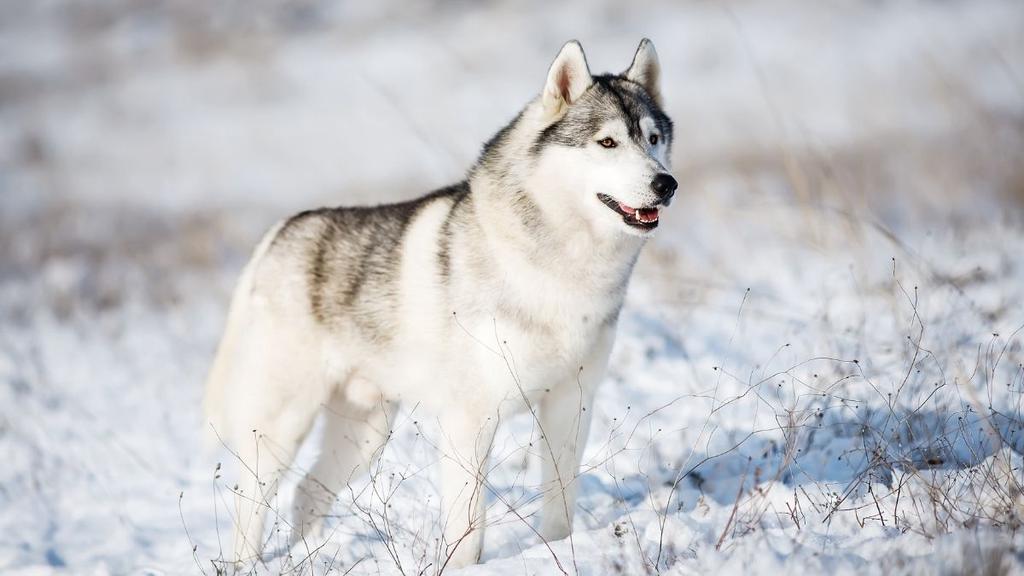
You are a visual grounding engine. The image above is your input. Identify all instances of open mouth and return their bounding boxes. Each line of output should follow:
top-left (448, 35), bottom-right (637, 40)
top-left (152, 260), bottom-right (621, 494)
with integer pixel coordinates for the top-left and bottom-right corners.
top-left (596, 193), bottom-right (661, 230)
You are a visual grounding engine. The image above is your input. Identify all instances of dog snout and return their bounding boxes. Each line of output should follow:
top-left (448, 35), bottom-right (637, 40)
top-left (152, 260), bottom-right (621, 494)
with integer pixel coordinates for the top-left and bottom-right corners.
top-left (650, 173), bottom-right (677, 203)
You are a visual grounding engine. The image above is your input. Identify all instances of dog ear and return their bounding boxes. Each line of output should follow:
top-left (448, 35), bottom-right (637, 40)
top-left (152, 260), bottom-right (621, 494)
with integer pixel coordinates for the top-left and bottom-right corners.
top-left (542, 40), bottom-right (592, 116)
top-left (624, 38), bottom-right (662, 106)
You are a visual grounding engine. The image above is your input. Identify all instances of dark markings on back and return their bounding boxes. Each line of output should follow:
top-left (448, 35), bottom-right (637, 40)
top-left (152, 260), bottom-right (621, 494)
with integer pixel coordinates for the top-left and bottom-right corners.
top-left (436, 182), bottom-right (471, 282)
top-left (276, 183), bottom-right (467, 342)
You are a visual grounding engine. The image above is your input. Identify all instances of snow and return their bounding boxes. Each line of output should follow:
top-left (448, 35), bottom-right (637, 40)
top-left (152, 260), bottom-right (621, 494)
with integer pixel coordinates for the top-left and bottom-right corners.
top-left (2, 0), bottom-right (1023, 574)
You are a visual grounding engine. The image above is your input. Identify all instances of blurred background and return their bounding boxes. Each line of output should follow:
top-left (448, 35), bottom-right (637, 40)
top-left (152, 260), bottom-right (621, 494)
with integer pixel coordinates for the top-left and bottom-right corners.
top-left (1, 0), bottom-right (1022, 573)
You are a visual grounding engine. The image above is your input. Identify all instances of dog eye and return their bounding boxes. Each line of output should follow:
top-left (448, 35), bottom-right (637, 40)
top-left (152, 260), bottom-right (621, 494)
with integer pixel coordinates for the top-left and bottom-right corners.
top-left (649, 134), bottom-right (659, 146)
top-left (598, 137), bottom-right (617, 149)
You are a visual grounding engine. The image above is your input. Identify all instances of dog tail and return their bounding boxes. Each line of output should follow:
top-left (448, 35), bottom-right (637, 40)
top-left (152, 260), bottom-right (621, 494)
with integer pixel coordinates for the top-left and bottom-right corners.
top-left (201, 219), bottom-right (286, 452)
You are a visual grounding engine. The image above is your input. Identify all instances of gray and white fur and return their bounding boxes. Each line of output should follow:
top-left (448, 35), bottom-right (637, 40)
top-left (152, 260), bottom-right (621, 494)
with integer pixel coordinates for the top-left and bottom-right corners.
top-left (203, 38), bottom-right (677, 569)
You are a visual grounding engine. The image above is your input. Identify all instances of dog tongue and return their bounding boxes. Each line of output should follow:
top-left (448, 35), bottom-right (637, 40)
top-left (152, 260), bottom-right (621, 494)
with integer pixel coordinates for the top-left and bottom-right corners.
top-left (617, 201), bottom-right (637, 215)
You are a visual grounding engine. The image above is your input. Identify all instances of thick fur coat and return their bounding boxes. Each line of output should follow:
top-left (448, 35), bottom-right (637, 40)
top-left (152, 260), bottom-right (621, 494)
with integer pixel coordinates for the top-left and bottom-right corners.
top-left (204, 38), bottom-right (676, 569)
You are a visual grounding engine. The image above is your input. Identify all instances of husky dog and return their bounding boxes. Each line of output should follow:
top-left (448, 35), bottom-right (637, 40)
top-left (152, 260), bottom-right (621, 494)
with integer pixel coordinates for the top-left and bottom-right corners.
top-left (204, 38), bottom-right (675, 568)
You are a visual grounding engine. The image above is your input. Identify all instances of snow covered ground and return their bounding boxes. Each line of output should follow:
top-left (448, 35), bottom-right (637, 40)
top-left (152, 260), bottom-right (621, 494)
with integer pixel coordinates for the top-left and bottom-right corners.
top-left (2, 1), bottom-right (1023, 574)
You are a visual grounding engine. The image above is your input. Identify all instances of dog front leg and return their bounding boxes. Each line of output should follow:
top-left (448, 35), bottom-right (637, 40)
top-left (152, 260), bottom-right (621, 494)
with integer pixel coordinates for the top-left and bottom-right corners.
top-left (437, 409), bottom-right (497, 569)
top-left (537, 381), bottom-right (595, 543)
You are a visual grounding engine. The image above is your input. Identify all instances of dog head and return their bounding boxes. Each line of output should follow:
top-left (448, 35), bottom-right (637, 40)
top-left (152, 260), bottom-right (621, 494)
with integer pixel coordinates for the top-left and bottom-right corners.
top-left (529, 39), bottom-right (676, 238)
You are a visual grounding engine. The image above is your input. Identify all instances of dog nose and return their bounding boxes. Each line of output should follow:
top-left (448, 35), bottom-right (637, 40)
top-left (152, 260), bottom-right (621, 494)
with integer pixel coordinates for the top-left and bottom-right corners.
top-left (651, 173), bottom-right (678, 201)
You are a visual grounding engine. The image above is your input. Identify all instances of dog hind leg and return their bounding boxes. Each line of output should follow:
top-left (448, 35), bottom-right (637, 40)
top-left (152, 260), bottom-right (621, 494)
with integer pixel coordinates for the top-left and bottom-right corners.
top-left (231, 403), bottom-right (320, 565)
top-left (437, 409), bottom-right (498, 569)
top-left (290, 382), bottom-right (395, 546)
top-left (225, 325), bottom-right (328, 564)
